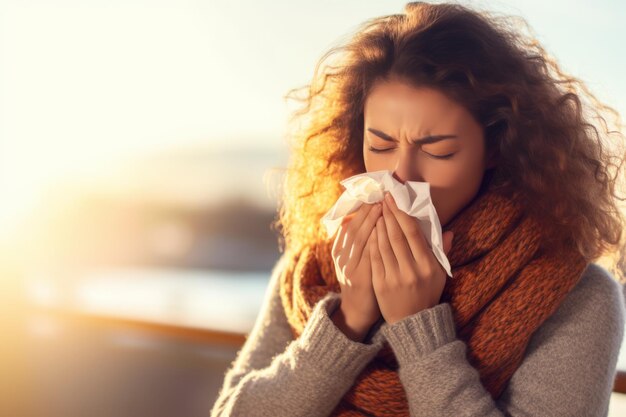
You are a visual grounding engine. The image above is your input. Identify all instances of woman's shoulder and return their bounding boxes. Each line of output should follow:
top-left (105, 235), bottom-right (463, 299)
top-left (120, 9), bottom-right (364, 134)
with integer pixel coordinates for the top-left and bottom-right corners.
top-left (569, 263), bottom-right (625, 317)
top-left (499, 263), bottom-right (625, 415)
top-left (536, 262), bottom-right (625, 346)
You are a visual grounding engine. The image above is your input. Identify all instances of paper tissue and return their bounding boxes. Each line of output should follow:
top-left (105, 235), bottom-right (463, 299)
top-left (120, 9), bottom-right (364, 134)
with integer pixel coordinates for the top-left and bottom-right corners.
top-left (321, 170), bottom-right (452, 278)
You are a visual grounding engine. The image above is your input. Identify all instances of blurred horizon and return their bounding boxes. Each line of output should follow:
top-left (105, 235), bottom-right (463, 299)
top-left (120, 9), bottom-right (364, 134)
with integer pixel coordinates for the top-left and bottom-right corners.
top-left (2, 0), bottom-right (625, 327)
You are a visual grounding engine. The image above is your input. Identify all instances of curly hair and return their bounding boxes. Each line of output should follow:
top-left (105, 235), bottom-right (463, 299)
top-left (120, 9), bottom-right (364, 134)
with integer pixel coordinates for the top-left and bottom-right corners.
top-left (269, 1), bottom-right (626, 283)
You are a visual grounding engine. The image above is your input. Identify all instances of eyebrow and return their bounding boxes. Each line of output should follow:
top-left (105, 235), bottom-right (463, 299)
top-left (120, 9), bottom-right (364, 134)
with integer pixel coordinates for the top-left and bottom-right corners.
top-left (367, 128), bottom-right (458, 145)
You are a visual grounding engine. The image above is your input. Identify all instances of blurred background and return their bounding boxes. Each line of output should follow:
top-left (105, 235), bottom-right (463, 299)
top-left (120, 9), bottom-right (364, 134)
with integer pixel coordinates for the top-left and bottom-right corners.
top-left (1, 0), bottom-right (625, 416)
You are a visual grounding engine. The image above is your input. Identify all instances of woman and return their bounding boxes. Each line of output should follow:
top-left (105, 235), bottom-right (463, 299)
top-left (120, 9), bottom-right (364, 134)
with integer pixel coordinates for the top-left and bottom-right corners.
top-left (211, 2), bottom-right (625, 416)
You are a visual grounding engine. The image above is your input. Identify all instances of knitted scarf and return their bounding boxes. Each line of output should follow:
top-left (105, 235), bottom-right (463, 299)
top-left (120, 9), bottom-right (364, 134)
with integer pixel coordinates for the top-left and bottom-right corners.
top-left (278, 182), bottom-right (589, 417)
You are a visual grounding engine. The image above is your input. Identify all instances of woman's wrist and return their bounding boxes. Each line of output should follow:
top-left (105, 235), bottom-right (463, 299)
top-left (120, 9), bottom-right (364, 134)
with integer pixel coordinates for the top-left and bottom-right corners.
top-left (330, 304), bottom-right (371, 343)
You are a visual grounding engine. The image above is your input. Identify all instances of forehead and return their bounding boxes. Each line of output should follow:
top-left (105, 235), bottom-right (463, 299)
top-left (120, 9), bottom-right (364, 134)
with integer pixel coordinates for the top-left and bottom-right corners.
top-left (364, 80), bottom-right (462, 121)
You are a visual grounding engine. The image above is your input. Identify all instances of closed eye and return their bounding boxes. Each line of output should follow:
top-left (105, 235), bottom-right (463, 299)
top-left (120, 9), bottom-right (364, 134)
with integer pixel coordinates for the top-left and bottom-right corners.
top-left (367, 146), bottom-right (456, 160)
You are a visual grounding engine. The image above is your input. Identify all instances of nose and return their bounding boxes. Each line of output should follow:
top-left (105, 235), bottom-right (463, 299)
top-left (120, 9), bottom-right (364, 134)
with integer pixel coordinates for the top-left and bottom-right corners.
top-left (391, 170), bottom-right (406, 184)
top-left (392, 149), bottom-right (422, 184)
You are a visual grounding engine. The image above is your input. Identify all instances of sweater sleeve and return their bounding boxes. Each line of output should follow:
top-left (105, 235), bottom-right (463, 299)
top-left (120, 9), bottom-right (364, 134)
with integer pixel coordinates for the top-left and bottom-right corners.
top-left (380, 263), bottom-right (625, 417)
top-left (210, 254), bottom-right (385, 417)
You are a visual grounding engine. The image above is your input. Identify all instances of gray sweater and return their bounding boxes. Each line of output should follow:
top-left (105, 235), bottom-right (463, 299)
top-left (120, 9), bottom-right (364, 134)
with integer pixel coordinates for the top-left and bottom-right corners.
top-left (210, 256), bottom-right (625, 417)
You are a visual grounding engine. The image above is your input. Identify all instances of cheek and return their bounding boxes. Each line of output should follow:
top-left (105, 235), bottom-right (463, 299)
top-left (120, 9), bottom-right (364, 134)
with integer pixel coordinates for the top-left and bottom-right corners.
top-left (363, 149), bottom-right (385, 171)
top-left (429, 162), bottom-right (483, 220)
top-left (432, 156), bottom-right (485, 219)
top-left (428, 152), bottom-right (484, 189)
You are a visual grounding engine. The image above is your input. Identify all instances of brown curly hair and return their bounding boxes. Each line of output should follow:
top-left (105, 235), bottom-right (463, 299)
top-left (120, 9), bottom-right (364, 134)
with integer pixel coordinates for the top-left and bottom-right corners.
top-left (269, 1), bottom-right (626, 283)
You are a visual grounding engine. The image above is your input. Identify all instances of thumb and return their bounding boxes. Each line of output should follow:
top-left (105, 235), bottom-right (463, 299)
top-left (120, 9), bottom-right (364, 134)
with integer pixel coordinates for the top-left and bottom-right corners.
top-left (443, 231), bottom-right (454, 255)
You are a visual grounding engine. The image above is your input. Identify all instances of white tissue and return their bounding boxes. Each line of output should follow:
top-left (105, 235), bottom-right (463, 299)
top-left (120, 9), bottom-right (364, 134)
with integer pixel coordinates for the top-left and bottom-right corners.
top-left (321, 169), bottom-right (452, 278)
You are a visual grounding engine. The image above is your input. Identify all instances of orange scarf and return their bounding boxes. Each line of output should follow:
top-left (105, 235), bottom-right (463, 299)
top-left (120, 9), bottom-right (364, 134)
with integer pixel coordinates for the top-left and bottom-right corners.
top-left (279, 184), bottom-right (588, 417)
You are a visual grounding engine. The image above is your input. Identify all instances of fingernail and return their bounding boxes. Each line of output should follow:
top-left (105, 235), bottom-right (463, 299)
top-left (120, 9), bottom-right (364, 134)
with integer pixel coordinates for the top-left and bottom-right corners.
top-left (385, 193), bottom-right (392, 203)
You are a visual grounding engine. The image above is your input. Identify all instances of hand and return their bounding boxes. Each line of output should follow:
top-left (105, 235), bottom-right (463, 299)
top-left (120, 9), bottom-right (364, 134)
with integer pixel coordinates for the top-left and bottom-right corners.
top-left (370, 192), bottom-right (454, 325)
top-left (330, 202), bottom-right (383, 340)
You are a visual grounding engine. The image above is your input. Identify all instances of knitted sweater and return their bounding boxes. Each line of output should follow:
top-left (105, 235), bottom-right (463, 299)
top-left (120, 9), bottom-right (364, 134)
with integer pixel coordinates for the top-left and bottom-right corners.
top-left (210, 255), bottom-right (625, 417)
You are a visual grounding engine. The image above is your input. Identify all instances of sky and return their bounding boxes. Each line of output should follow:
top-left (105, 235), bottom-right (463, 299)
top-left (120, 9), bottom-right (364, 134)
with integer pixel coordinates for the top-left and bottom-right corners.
top-left (1, 0), bottom-right (625, 234)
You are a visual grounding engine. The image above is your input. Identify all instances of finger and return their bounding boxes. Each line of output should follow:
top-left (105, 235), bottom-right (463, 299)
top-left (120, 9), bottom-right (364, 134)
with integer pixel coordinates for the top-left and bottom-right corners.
top-left (384, 192), bottom-right (430, 265)
top-left (332, 223), bottom-right (352, 276)
top-left (381, 198), bottom-right (415, 271)
top-left (350, 202), bottom-right (382, 262)
top-left (376, 215), bottom-right (399, 279)
top-left (342, 203), bottom-right (375, 253)
top-left (362, 228), bottom-right (372, 261)
top-left (369, 227), bottom-right (385, 281)
top-left (332, 221), bottom-right (349, 258)
top-left (360, 227), bottom-right (373, 276)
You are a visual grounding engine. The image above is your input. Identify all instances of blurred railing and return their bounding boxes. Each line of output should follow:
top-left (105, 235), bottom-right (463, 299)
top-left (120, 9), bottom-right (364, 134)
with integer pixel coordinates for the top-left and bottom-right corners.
top-left (35, 304), bottom-right (626, 394)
